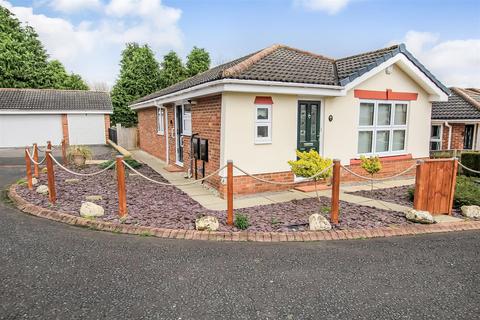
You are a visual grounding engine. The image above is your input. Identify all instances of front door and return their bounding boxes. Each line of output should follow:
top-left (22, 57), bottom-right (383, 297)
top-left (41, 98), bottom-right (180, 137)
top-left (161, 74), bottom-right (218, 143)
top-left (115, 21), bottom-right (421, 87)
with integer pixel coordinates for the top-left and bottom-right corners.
top-left (297, 101), bottom-right (321, 153)
top-left (175, 105), bottom-right (184, 164)
top-left (464, 125), bottom-right (474, 150)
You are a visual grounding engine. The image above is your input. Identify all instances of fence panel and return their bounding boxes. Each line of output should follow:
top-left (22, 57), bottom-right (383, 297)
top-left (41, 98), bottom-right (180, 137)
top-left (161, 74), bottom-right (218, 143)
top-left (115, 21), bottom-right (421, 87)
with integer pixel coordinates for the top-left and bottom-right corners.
top-left (413, 159), bottom-right (457, 215)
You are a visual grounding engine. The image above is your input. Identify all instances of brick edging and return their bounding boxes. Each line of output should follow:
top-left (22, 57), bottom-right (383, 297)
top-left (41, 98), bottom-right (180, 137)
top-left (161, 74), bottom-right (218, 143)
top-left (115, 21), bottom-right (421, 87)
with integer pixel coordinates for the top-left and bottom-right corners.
top-left (7, 184), bottom-right (480, 242)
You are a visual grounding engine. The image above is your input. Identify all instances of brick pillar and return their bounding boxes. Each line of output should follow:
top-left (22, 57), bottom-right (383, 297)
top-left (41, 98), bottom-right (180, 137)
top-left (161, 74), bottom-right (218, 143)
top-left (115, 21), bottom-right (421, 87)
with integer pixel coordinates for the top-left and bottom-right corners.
top-left (104, 114), bottom-right (111, 144)
top-left (61, 114), bottom-right (69, 145)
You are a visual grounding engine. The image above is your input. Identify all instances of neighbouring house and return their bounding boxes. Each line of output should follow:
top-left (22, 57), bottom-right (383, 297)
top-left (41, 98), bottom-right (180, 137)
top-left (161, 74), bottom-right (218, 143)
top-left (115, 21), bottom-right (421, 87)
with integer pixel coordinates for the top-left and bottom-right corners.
top-left (130, 44), bottom-right (449, 196)
top-left (430, 87), bottom-right (480, 152)
top-left (0, 88), bottom-right (112, 148)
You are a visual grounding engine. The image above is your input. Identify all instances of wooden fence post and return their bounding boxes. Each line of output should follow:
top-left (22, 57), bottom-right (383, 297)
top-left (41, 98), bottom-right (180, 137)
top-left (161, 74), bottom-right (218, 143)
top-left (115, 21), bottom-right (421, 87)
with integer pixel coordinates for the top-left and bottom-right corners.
top-left (33, 143), bottom-right (39, 178)
top-left (61, 139), bottom-right (68, 165)
top-left (24, 148), bottom-right (33, 190)
top-left (413, 160), bottom-right (425, 210)
top-left (45, 148), bottom-right (56, 203)
top-left (116, 155), bottom-right (127, 218)
top-left (330, 159), bottom-right (341, 224)
top-left (227, 160), bottom-right (234, 226)
top-left (448, 159), bottom-right (458, 216)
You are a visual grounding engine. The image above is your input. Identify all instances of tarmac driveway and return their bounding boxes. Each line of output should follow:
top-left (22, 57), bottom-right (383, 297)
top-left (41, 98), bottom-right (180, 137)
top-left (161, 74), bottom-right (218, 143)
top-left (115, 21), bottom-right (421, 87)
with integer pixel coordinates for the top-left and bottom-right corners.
top-left (0, 166), bottom-right (479, 319)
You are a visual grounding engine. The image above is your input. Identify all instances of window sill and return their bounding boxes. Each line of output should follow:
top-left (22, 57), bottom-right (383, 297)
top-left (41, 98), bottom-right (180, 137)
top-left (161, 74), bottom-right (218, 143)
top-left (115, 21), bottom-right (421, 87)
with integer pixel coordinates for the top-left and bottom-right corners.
top-left (350, 153), bottom-right (412, 165)
top-left (254, 140), bottom-right (272, 145)
top-left (157, 132), bottom-right (165, 136)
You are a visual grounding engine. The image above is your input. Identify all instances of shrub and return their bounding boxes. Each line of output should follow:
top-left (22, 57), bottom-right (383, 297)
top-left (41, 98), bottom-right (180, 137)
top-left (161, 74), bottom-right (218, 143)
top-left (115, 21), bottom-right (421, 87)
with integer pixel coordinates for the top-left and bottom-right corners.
top-left (360, 156), bottom-right (382, 191)
top-left (454, 176), bottom-right (480, 207)
top-left (67, 145), bottom-right (93, 161)
top-left (407, 187), bottom-right (415, 202)
top-left (234, 214), bottom-right (249, 230)
top-left (460, 152), bottom-right (480, 177)
top-left (99, 157), bottom-right (142, 170)
top-left (288, 150), bottom-right (333, 180)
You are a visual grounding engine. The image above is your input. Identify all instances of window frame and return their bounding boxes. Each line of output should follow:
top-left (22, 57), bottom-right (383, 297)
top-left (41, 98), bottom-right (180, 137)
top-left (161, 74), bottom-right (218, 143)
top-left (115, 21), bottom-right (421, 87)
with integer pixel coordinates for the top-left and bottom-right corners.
top-left (357, 99), bottom-right (409, 157)
top-left (430, 124), bottom-right (443, 151)
top-left (182, 104), bottom-right (192, 136)
top-left (254, 104), bottom-right (272, 144)
top-left (157, 107), bottom-right (165, 135)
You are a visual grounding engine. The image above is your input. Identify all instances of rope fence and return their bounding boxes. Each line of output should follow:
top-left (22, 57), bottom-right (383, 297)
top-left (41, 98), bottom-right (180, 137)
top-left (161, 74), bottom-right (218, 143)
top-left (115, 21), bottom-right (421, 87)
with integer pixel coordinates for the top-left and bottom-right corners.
top-left (26, 148), bottom-right (46, 165)
top-left (458, 161), bottom-right (480, 174)
top-left (340, 162), bottom-right (419, 181)
top-left (49, 153), bottom-right (115, 176)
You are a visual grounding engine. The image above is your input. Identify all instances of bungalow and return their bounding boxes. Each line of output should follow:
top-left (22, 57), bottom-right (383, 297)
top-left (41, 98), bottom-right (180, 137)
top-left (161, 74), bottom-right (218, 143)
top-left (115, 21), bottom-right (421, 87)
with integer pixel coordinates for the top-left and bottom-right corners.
top-left (430, 87), bottom-right (480, 152)
top-left (130, 44), bottom-right (449, 196)
top-left (0, 88), bottom-right (112, 148)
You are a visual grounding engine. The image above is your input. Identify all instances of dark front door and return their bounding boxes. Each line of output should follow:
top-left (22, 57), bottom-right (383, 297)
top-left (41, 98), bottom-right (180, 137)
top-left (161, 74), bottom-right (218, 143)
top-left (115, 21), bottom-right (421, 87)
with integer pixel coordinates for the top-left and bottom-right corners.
top-left (297, 101), bottom-right (321, 153)
top-left (175, 105), bottom-right (184, 163)
top-left (464, 125), bottom-right (474, 150)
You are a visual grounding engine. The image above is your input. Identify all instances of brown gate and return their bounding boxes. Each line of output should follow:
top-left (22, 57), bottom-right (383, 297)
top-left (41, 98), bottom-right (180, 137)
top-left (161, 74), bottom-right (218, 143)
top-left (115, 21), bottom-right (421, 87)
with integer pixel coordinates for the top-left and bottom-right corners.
top-left (413, 159), bottom-right (458, 215)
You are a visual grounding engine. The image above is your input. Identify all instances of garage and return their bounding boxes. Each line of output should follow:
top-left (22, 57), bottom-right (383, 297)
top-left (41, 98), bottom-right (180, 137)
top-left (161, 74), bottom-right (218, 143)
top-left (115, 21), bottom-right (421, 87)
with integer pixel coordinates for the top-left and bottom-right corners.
top-left (0, 88), bottom-right (112, 148)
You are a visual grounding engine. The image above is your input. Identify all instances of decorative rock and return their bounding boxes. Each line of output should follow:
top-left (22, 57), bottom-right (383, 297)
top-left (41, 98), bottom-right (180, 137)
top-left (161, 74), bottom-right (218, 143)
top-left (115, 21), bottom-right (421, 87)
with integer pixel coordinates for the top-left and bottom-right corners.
top-left (35, 185), bottom-right (49, 195)
top-left (31, 177), bottom-right (38, 186)
top-left (80, 202), bottom-right (104, 218)
top-left (309, 213), bottom-right (332, 231)
top-left (195, 216), bottom-right (219, 231)
top-left (405, 209), bottom-right (435, 224)
top-left (85, 195), bottom-right (103, 202)
top-left (65, 178), bottom-right (80, 184)
top-left (461, 205), bottom-right (480, 218)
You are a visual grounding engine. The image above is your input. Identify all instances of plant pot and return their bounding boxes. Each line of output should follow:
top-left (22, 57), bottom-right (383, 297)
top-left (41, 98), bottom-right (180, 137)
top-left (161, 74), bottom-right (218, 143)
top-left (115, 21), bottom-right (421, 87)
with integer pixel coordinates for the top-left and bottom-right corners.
top-left (73, 154), bottom-right (86, 167)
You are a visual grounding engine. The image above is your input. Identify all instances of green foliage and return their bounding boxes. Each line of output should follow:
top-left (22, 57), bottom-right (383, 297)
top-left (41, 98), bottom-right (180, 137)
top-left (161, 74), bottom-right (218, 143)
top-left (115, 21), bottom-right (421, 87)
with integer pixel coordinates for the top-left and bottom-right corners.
top-left (16, 178), bottom-right (27, 186)
top-left (186, 46), bottom-right (210, 77)
top-left (99, 157), bottom-right (142, 170)
top-left (407, 187), bottom-right (415, 202)
top-left (288, 150), bottom-right (333, 180)
top-left (460, 152), bottom-right (480, 177)
top-left (360, 156), bottom-right (382, 176)
top-left (111, 43), bottom-right (162, 127)
top-left (234, 214), bottom-right (249, 230)
top-left (0, 7), bottom-right (88, 89)
top-left (67, 145), bottom-right (93, 161)
top-left (159, 51), bottom-right (187, 89)
top-left (454, 176), bottom-right (480, 207)
top-left (270, 217), bottom-right (280, 226)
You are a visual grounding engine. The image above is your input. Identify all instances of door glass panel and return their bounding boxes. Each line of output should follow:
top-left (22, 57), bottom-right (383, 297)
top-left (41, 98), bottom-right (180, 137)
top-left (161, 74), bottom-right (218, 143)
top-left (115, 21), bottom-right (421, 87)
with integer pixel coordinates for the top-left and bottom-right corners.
top-left (310, 104), bottom-right (318, 141)
top-left (464, 125), bottom-right (474, 149)
top-left (376, 130), bottom-right (390, 152)
top-left (358, 131), bottom-right (373, 153)
top-left (299, 104), bottom-right (306, 142)
top-left (378, 103), bottom-right (391, 125)
top-left (393, 130), bottom-right (406, 151)
top-left (359, 103), bottom-right (374, 126)
top-left (394, 104), bottom-right (408, 125)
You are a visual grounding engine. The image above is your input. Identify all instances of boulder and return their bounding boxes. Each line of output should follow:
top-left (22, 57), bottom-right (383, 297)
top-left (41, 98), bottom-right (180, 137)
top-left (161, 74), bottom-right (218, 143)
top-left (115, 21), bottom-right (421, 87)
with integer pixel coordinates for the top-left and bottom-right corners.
top-left (309, 213), bottom-right (332, 231)
top-left (65, 178), bottom-right (80, 184)
top-left (80, 202), bottom-right (104, 218)
top-left (461, 205), bottom-right (480, 219)
top-left (35, 185), bottom-right (49, 195)
top-left (195, 216), bottom-right (219, 231)
top-left (85, 195), bottom-right (103, 202)
top-left (31, 177), bottom-right (38, 186)
top-left (405, 209), bottom-right (435, 224)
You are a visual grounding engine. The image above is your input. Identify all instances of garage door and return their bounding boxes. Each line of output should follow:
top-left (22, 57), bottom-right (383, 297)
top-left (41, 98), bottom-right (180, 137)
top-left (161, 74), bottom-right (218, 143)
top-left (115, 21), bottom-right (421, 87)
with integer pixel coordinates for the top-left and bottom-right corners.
top-left (0, 114), bottom-right (63, 148)
top-left (68, 114), bottom-right (105, 145)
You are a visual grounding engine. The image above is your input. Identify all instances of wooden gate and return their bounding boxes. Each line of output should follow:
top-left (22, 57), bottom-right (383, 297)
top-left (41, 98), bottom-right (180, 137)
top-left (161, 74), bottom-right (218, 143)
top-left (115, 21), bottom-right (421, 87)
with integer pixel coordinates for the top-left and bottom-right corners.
top-left (413, 159), bottom-right (458, 215)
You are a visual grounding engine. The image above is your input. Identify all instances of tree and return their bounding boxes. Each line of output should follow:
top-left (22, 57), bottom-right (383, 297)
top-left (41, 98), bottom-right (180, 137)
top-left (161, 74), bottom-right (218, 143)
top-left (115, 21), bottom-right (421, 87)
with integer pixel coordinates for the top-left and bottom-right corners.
top-left (186, 46), bottom-right (210, 77)
top-left (0, 6), bottom-right (89, 90)
top-left (111, 43), bottom-right (162, 127)
top-left (360, 156), bottom-right (382, 191)
top-left (159, 51), bottom-right (186, 89)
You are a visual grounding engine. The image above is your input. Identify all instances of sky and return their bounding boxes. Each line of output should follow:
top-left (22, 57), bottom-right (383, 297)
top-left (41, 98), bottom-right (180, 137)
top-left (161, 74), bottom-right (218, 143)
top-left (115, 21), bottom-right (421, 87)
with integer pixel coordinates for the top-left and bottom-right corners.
top-left (2, 0), bottom-right (479, 88)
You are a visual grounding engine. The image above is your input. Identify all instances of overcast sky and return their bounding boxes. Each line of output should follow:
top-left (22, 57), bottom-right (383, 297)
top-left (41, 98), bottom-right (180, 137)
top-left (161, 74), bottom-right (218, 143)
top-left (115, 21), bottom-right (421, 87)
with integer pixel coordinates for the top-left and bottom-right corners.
top-left (2, 0), bottom-right (479, 88)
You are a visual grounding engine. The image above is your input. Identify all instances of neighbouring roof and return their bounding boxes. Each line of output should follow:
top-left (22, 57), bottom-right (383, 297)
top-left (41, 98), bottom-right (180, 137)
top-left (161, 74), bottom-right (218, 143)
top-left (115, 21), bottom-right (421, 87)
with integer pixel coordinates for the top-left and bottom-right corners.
top-left (0, 88), bottom-right (113, 112)
top-left (132, 43), bottom-right (450, 105)
top-left (432, 87), bottom-right (480, 120)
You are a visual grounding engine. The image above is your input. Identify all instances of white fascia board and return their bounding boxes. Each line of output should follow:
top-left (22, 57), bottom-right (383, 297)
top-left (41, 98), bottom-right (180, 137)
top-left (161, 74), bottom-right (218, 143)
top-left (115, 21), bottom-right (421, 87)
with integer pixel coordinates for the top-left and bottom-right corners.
top-left (130, 79), bottom-right (345, 109)
top-left (432, 119), bottom-right (480, 123)
top-left (0, 110), bottom-right (113, 114)
top-left (343, 54), bottom-right (449, 102)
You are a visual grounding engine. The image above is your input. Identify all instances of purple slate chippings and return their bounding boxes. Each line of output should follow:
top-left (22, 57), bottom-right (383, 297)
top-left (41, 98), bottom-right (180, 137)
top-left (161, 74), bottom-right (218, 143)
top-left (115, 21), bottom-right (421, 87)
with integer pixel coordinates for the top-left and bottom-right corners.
top-left (17, 165), bottom-right (416, 232)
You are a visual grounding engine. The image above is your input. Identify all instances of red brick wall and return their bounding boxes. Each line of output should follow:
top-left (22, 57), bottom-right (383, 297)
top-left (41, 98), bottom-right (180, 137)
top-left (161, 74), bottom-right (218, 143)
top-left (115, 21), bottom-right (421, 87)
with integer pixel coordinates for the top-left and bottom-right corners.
top-left (104, 114), bottom-right (110, 144)
top-left (441, 123), bottom-right (466, 150)
top-left (61, 114), bottom-right (69, 145)
top-left (137, 107), bottom-right (168, 161)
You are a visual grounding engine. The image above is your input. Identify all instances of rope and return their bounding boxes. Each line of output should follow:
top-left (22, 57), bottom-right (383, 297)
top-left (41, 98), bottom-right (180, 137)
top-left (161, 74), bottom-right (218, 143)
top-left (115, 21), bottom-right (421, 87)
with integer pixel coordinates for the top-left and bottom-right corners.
top-left (340, 162), bottom-right (418, 181)
top-left (26, 149), bottom-right (46, 165)
top-left (49, 153), bottom-right (115, 176)
top-left (232, 164), bottom-right (334, 185)
top-left (458, 161), bottom-right (480, 174)
top-left (123, 160), bottom-right (228, 186)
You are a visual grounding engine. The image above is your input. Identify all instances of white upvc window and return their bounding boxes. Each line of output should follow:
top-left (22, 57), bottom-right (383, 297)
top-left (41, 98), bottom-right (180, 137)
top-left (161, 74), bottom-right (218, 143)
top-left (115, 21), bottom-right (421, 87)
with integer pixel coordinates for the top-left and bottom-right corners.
top-left (255, 104), bottom-right (272, 144)
top-left (157, 108), bottom-right (165, 135)
top-left (182, 105), bottom-right (192, 136)
top-left (357, 100), bottom-right (408, 156)
top-left (430, 124), bottom-right (442, 151)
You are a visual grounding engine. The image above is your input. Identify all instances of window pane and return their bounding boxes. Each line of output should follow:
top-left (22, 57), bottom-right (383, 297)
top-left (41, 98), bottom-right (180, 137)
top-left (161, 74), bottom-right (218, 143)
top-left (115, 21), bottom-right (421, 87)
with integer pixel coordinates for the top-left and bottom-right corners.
top-left (431, 125), bottom-right (441, 139)
top-left (394, 104), bottom-right (407, 125)
top-left (393, 130), bottom-right (406, 151)
top-left (376, 130), bottom-right (390, 152)
top-left (430, 141), bottom-right (441, 151)
top-left (378, 103), bottom-right (391, 125)
top-left (358, 131), bottom-right (373, 153)
top-left (359, 103), bottom-right (374, 126)
top-left (257, 125), bottom-right (269, 138)
top-left (184, 105), bottom-right (192, 113)
top-left (257, 107), bottom-right (269, 120)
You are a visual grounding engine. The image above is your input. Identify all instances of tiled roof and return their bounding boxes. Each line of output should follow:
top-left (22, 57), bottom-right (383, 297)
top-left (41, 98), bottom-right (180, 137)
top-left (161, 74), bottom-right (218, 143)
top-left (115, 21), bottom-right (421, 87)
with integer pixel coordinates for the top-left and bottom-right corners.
top-left (0, 88), bottom-right (112, 112)
top-left (432, 88), bottom-right (480, 120)
top-left (133, 43), bottom-right (450, 105)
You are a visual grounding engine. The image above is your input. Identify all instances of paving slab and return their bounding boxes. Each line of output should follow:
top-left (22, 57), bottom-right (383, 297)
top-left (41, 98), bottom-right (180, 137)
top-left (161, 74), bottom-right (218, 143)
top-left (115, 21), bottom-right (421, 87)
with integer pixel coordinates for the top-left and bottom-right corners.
top-left (434, 215), bottom-right (464, 223)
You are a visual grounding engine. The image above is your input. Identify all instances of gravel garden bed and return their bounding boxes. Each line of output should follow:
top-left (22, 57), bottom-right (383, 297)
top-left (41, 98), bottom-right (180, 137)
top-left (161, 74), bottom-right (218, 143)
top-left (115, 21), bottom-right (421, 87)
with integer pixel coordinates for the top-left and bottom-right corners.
top-left (17, 164), bottom-right (414, 232)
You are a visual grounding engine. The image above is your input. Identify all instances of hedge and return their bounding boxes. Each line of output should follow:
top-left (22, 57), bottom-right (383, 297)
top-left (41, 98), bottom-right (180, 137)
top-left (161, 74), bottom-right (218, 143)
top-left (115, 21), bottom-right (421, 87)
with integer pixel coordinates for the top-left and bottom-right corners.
top-left (460, 152), bottom-right (480, 177)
